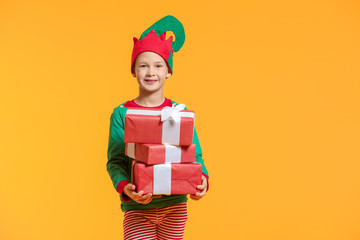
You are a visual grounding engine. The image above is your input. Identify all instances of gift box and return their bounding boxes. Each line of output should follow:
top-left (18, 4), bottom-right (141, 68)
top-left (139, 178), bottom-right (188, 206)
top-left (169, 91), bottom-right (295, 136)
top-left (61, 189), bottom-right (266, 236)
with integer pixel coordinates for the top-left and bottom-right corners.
top-left (132, 161), bottom-right (202, 195)
top-left (126, 143), bottom-right (196, 165)
top-left (124, 107), bottom-right (195, 146)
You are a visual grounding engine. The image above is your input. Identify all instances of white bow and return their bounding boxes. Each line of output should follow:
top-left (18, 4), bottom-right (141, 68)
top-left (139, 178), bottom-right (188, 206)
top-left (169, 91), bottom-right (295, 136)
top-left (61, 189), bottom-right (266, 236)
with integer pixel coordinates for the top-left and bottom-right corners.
top-left (161, 103), bottom-right (186, 123)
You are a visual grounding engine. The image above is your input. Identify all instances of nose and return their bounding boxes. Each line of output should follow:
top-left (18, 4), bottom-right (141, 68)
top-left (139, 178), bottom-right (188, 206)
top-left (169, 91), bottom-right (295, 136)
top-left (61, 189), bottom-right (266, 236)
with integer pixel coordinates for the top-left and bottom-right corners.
top-left (146, 66), bottom-right (155, 76)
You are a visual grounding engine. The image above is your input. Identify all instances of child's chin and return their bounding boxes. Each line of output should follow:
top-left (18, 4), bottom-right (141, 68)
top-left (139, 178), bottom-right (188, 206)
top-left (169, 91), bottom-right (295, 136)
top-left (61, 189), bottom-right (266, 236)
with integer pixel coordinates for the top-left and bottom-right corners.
top-left (142, 86), bottom-right (158, 92)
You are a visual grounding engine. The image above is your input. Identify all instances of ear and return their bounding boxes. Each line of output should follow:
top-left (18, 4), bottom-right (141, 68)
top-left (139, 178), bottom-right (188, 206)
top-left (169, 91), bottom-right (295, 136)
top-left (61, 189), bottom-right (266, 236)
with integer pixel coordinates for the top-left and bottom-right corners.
top-left (132, 72), bottom-right (136, 77)
top-left (166, 72), bottom-right (172, 78)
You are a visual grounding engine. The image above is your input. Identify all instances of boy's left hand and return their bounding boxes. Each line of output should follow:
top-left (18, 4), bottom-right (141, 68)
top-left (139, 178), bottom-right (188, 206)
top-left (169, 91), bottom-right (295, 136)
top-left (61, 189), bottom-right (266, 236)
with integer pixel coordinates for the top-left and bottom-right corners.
top-left (190, 175), bottom-right (207, 200)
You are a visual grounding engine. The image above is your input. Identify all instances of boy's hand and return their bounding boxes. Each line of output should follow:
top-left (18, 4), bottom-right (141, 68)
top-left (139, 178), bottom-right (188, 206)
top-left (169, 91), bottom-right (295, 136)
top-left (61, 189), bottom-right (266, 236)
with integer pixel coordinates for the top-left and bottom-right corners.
top-left (190, 175), bottom-right (207, 201)
top-left (124, 183), bottom-right (152, 204)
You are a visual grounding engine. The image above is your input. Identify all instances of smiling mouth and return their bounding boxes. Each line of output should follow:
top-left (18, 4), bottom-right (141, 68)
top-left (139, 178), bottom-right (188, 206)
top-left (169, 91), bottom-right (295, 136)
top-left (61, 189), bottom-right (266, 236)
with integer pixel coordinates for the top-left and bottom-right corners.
top-left (145, 79), bottom-right (157, 83)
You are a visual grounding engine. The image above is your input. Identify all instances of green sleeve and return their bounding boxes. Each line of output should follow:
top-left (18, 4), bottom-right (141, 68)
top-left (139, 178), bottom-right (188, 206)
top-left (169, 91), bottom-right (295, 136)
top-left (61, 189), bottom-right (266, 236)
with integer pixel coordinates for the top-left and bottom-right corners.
top-left (192, 127), bottom-right (209, 177)
top-left (106, 106), bottom-right (132, 191)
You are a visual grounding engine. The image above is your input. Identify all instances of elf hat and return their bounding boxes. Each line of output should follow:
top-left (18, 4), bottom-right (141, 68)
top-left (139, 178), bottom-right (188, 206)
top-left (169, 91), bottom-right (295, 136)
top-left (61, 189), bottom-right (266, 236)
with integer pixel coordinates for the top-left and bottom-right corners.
top-left (131, 15), bottom-right (185, 74)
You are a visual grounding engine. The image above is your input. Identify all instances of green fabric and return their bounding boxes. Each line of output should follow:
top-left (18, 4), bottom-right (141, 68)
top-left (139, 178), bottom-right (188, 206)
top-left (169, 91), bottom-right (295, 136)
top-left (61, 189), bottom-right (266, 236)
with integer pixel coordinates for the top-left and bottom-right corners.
top-left (167, 50), bottom-right (173, 73)
top-left (106, 101), bottom-right (208, 212)
top-left (140, 15), bottom-right (185, 52)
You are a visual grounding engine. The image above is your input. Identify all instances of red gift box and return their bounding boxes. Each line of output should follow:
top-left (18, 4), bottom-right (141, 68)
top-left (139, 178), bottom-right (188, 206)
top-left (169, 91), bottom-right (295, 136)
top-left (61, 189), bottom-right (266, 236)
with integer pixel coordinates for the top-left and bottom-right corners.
top-left (132, 161), bottom-right (202, 195)
top-left (124, 107), bottom-right (195, 146)
top-left (125, 143), bottom-right (196, 165)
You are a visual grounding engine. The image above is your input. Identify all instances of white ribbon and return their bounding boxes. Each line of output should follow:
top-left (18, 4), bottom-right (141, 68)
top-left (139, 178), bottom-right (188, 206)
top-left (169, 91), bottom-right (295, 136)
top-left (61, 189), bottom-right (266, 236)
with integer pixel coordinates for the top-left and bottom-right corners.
top-left (164, 144), bottom-right (182, 163)
top-left (161, 104), bottom-right (185, 145)
top-left (126, 143), bottom-right (135, 159)
top-left (153, 163), bottom-right (171, 195)
top-left (161, 103), bottom-right (186, 123)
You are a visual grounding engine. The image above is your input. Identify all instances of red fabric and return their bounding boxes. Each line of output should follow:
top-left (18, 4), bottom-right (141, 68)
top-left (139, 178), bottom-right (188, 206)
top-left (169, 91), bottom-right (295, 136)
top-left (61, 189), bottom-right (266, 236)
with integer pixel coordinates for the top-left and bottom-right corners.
top-left (133, 162), bottom-right (202, 195)
top-left (125, 143), bottom-right (196, 165)
top-left (117, 180), bottom-right (131, 202)
top-left (124, 108), bottom-right (194, 145)
top-left (131, 29), bottom-right (173, 74)
top-left (123, 98), bottom-right (173, 108)
top-left (123, 202), bottom-right (187, 240)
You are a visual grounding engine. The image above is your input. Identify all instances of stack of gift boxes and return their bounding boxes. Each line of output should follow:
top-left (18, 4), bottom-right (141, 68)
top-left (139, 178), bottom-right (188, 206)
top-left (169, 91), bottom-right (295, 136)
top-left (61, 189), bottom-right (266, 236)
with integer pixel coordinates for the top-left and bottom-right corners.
top-left (124, 105), bottom-right (202, 195)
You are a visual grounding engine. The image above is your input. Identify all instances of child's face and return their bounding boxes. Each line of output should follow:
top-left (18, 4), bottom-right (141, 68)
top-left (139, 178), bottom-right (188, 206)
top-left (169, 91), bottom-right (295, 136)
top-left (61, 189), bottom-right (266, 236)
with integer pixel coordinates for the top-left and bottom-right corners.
top-left (132, 51), bottom-right (171, 94)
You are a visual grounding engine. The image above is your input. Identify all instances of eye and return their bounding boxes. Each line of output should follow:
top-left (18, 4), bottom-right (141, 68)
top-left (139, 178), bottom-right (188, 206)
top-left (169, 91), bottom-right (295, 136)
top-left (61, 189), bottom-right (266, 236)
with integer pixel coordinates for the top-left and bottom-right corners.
top-left (156, 64), bottom-right (163, 68)
top-left (139, 64), bottom-right (147, 68)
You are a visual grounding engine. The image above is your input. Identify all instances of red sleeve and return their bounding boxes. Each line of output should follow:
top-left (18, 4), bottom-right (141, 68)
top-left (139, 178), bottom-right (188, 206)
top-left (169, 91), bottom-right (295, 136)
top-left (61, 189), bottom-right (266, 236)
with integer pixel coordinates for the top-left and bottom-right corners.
top-left (117, 180), bottom-right (132, 202)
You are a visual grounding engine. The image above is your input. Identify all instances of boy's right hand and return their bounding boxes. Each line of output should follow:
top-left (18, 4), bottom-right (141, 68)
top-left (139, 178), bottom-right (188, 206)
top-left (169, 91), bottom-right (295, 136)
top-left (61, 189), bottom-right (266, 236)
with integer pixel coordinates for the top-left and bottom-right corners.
top-left (123, 183), bottom-right (153, 204)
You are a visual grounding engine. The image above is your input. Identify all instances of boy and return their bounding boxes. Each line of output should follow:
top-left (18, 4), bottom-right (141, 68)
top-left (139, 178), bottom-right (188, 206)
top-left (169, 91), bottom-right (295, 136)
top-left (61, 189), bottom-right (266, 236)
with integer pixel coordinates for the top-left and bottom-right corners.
top-left (107, 15), bottom-right (209, 239)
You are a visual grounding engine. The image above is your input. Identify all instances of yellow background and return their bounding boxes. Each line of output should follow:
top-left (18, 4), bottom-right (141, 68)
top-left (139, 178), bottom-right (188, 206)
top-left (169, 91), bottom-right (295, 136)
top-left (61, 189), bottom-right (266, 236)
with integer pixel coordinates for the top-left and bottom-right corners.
top-left (1, 0), bottom-right (360, 239)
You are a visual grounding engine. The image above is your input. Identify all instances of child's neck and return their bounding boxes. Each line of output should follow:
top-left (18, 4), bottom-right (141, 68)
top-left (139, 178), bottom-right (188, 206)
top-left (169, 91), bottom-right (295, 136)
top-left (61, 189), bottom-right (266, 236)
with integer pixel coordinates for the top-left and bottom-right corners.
top-left (134, 92), bottom-right (165, 107)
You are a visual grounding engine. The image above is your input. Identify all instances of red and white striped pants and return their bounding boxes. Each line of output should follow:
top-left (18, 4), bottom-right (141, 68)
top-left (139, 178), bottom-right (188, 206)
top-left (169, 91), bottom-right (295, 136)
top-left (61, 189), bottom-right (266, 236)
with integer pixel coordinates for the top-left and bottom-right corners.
top-left (123, 202), bottom-right (188, 240)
